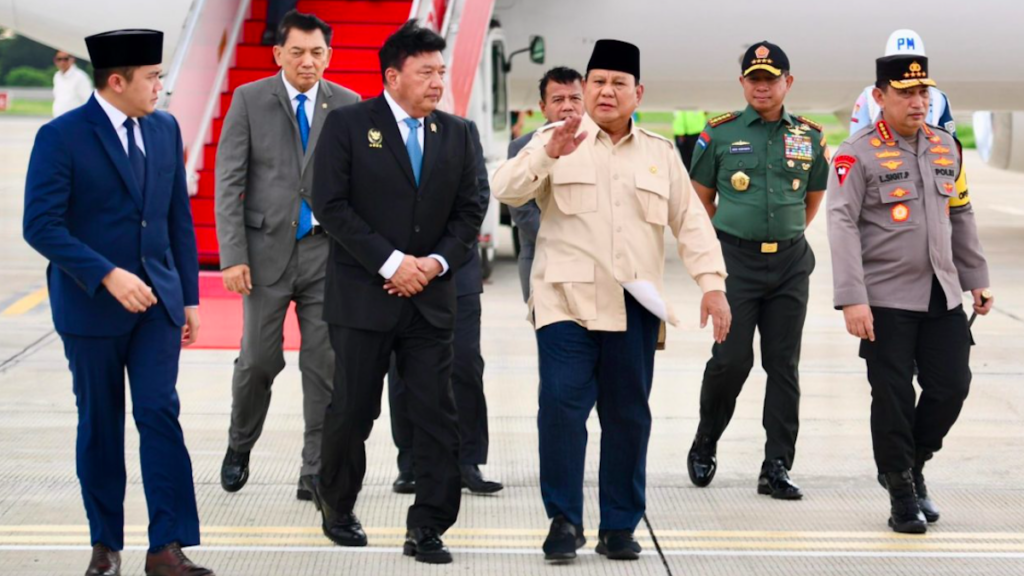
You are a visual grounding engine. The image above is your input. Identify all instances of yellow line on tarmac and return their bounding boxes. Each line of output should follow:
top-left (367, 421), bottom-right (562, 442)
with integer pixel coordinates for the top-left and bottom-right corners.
top-left (1, 287), bottom-right (47, 316)
top-left (5, 526), bottom-right (1024, 542)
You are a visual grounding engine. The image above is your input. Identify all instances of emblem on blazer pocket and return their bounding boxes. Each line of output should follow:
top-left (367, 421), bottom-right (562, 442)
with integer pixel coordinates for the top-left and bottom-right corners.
top-left (368, 128), bottom-right (383, 148)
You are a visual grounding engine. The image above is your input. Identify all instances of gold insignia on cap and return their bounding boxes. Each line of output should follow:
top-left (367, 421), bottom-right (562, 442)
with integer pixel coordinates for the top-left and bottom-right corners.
top-left (368, 128), bottom-right (383, 148)
top-left (731, 171), bottom-right (750, 192)
top-left (909, 61), bottom-right (922, 73)
top-left (755, 45), bottom-right (770, 59)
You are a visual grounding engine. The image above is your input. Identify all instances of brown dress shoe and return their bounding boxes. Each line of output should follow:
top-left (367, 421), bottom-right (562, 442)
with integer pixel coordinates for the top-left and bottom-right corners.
top-left (86, 543), bottom-right (120, 576)
top-left (144, 543), bottom-right (215, 576)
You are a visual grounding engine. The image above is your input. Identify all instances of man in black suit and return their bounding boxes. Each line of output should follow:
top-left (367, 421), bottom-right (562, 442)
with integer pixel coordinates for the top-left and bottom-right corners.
top-left (311, 20), bottom-right (483, 565)
top-left (388, 119), bottom-right (502, 497)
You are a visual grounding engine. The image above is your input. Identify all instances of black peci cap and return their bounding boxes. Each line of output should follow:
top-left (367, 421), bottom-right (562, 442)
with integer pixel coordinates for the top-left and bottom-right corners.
top-left (587, 39), bottom-right (640, 81)
top-left (741, 41), bottom-right (789, 77)
top-left (877, 55), bottom-right (936, 89)
top-left (85, 29), bottom-right (163, 69)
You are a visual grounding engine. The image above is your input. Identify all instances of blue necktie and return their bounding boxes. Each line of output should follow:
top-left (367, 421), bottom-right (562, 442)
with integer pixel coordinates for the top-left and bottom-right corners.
top-left (403, 117), bottom-right (422, 185)
top-left (123, 118), bottom-right (145, 191)
top-left (295, 94), bottom-right (312, 239)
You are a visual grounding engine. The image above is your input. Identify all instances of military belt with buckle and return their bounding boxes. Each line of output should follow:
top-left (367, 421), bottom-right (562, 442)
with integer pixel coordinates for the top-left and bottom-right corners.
top-left (715, 230), bottom-right (804, 254)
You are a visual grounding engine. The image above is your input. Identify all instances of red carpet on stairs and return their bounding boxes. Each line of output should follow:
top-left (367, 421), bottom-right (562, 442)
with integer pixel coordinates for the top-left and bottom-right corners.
top-left (188, 0), bottom-right (413, 349)
top-left (192, 272), bottom-right (302, 350)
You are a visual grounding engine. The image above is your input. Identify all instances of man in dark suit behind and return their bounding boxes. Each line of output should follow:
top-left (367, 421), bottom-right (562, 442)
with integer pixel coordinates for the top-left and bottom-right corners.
top-left (311, 20), bottom-right (483, 564)
top-left (507, 66), bottom-right (584, 303)
top-left (388, 119), bottom-right (502, 497)
top-left (23, 29), bottom-right (213, 576)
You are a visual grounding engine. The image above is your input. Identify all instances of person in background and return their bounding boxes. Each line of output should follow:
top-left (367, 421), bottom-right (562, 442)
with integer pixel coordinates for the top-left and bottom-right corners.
top-left (672, 108), bottom-right (707, 171)
top-left (52, 50), bottom-right (93, 117)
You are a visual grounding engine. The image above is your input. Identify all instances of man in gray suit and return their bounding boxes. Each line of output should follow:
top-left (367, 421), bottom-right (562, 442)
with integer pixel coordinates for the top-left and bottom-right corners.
top-left (507, 67), bottom-right (584, 302)
top-left (214, 10), bottom-right (359, 502)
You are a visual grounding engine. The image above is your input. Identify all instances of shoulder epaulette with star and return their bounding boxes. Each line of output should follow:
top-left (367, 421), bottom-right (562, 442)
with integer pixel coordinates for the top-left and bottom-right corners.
top-left (796, 116), bottom-right (823, 133)
top-left (708, 112), bottom-right (739, 128)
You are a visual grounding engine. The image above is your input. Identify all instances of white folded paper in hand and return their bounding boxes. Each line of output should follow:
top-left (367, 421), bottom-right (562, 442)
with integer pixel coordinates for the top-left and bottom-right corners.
top-left (622, 281), bottom-right (668, 322)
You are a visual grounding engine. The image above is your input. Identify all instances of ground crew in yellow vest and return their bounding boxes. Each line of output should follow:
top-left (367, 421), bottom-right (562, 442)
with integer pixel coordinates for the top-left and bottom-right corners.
top-left (827, 54), bottom-right (993, 534)
top-left (493, 39), bottom-right (730, 563)
top-left (686, 41), bottom-right (829, 500)
top-left (673, 109), bottom-right (707, 170)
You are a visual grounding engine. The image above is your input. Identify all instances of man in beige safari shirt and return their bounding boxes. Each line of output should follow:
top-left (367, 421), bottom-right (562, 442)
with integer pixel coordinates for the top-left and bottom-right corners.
top-left (493, 39), bottom-right (730, 562)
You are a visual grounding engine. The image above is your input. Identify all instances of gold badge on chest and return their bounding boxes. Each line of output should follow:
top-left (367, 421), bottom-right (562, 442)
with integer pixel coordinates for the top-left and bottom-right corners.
top-left (368, 128), bottom-right (383, 148)
top-left (731, 171), bottom-right (750, 191)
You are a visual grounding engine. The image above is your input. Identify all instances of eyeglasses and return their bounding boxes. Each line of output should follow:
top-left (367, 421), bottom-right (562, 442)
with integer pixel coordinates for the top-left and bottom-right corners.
top-left (54, 57), bottom-right (71, 62)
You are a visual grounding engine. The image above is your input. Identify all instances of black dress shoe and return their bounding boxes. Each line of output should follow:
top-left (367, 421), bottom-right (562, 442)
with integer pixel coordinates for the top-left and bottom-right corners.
top-left (220, 448), bottom-right (249, 493)
top-left (757, 458), bottom-right (803, 500)
top-left (595, 530), bottom-right (642, 560)
top-left (321, 509), bottom-right (368, 547)
top-left (403, 527), bottom-right (452, 564)
top-left (392, 471), bottom-right (416, 494)
top-left (86, 543), bottom-right (121, 576)
top-left (884, 470), bottom-right (927, 534)
top-left (542, 515), bottom-right (585, 561)
top-left (687, 433), bottom-right (717, 487)
top-left (298, 474), bottom-right (318, 504)
top-left (460, 464), bottom-right (503, 494)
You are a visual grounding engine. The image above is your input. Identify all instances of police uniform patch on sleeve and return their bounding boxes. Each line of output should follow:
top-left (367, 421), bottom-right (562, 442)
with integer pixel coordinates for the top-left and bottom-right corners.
top-left (834, 155), bottom-right (856, 186)
top-left (708, 112), bottom-right (738, 127)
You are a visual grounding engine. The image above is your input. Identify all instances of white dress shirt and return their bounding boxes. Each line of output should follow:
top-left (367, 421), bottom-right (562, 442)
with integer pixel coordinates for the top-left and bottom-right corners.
top-left (52, 65), bottom-right (93, 117)
top-left (377, 90), bottom-right (448, 280)
top-left (94, 90), bottom-right (145, 156)
top-left (281, 72), bottom-right (320, 226)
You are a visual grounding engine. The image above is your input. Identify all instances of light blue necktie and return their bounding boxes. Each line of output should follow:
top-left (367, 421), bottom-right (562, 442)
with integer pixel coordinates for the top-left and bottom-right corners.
top-left (295, 94), bottom-right (312, 239)
top-left (403, 117), bottom-right (422, 185)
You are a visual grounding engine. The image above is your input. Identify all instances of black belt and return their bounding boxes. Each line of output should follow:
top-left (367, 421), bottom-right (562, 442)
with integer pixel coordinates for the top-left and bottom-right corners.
top-left (715, 230), bottom-right (803, 254)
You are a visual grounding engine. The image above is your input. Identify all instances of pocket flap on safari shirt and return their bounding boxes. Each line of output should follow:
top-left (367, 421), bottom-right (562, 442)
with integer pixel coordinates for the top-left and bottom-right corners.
top-left (552, 167), bottom-right (597, 186)
top-left (544, 260), bottom-right (595, 283)
top-left (635, 171), bottom-right (669, 198)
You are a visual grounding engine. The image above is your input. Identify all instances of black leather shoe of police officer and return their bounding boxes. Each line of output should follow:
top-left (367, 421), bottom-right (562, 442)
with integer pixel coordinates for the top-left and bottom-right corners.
top-left (757, 458), bottom-right (803, 500)
top-left (687, 433), bottom-right (717, 487)
top-left (884, 470), bottom-right (927, 534)
top-left (392, 470), bottom-right (416, 494)
top-left (461, 464), bottom-right (503, 494)
top-left (220, 448), bottom-right (249, 493)
top-left (595, 530), bottom-right (642, 560)
top-left (403, 527), bottom-right (452, 564)
top-left (913, 451), bottom-right (940, 523)
top-left (318, 497), bottom-right (368, 547)
top-left (542, 515), bottom-right (585, 561)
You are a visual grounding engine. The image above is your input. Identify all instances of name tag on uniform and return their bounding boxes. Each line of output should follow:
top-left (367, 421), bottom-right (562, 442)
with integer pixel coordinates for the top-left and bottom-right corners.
top-left (730, 141), bottom-right (753, 154)
top-left (784, 134), bottom-right (813, 161)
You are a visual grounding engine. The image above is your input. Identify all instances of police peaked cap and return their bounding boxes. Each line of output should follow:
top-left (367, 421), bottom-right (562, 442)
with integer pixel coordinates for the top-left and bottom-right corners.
top-left (86, 29), bottom-right (163, 69)
top-left (587, 39), bottom-right (640, 81)
top-left (877, 55), bottom-right (936, 89)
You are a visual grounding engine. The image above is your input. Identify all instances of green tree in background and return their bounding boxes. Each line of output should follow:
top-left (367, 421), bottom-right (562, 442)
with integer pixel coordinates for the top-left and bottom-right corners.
top-left (0, 27), bottom-right (90, 86)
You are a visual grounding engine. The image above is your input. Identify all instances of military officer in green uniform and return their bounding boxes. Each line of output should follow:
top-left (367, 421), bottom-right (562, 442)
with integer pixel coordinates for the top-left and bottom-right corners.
top-left (686, 41), bottom-right (829, 499)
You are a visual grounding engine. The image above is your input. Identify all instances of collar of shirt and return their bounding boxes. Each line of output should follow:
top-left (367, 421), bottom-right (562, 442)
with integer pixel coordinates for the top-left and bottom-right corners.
top-left (94, 90), bottom-right (145, 156)
top-left (585, 114), bottom-right (639, 148)
top-left (281, 71), bottom-right (319, 122)
top-left (383, 89), bottom-right (424, 149)
top-left (740, 104), bottom-right (797, 127)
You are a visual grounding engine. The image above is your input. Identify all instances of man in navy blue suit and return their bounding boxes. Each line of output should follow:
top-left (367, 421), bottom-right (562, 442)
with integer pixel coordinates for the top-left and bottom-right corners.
top-left (22, 30), bottom-right (214, 576)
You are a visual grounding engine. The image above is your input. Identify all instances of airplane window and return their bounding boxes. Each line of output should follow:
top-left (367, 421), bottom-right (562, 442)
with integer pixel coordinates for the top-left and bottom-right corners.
top-left (492, 42), bottom-right (508, 131)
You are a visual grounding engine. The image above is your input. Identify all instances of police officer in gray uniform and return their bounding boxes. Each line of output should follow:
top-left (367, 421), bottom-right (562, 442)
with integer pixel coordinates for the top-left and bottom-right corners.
top-left (827, 53), bottom-right (993, 535)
